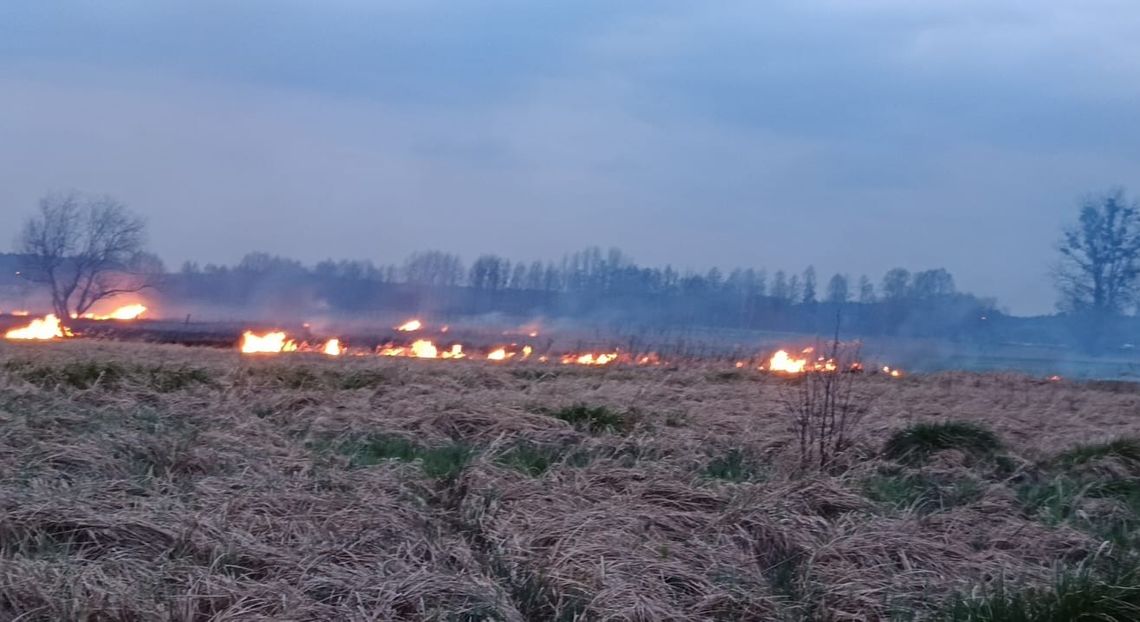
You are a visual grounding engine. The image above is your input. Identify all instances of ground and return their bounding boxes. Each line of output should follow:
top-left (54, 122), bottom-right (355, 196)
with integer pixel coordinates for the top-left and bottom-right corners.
top-left (1, 340), bottom-right (1139, 621)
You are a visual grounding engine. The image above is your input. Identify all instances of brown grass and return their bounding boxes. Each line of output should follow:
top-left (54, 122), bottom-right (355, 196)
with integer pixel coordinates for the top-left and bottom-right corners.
top-left (1, 340), bottom-right (1138, 620)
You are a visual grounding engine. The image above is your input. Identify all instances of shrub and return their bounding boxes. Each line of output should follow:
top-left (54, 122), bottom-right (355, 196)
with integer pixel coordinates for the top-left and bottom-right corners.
top-left (883, 421), bottom-right (1003, 465)
top-left (548, 404), bottom-right (629, 434)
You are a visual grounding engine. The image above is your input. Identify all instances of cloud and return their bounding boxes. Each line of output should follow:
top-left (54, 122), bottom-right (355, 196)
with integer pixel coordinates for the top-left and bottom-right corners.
top-left (1, 1), bottom-right (1139, 314)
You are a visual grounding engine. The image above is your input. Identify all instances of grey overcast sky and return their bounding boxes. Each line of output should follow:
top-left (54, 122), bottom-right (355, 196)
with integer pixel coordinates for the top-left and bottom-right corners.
top-left (2, 1), bottom-right (1138, 315)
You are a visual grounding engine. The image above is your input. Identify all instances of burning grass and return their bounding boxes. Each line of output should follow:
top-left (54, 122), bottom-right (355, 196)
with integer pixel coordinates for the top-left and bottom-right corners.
top-left (1, 340), bottom-right (1140, 620)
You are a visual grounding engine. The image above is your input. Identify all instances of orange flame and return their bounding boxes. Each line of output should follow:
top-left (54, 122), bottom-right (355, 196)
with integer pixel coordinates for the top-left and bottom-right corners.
top-left (322, 338), bottom-right (343, 356)
top-left (5, 314), bottom-right (70, 340)
top-left (487, 347), bottom-right (509, 361)
top-left (396, 319), bottom-right (422, 332)
top-left (767, 350), bottom-right (808, 374)
top-left (10, 310), bottom-right (30, 317)
top-left (83, 304), bottom-right (148, 321)
top-left (563, 352), bottom-right (619, 366)
top-left (240, 331), bottom-right (298, 354)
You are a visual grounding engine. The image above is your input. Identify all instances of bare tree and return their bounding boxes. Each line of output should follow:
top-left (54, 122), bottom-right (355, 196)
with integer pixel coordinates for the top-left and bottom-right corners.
top-left (18, 192), bottom-right (156, 319)
top-left (786, 335), bottom-right (867, 471)
top-left (1055, 189), bottom-right (1140, 315)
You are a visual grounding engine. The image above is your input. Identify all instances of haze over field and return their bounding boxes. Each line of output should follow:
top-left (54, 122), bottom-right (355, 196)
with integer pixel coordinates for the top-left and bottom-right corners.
top-left (2, 1), bottom-right (1140, 314)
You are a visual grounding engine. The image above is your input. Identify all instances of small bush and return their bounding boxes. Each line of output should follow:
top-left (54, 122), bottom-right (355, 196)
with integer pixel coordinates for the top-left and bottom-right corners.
top-left (883, 421), bottom-right (1003, 465)
top-left (705, 449), bottom-right (766, 482)
top-left (548, 404), bottom-right (629, 434)
top-left (941, 565), bottom-right (1140, 621)
top-left (864, 471), bottom-right (983, 514)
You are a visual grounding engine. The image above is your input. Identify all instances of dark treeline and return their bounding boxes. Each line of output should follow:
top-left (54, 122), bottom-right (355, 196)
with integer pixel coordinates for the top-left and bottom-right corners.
top-left (165, 248), bottom-right (999, 339)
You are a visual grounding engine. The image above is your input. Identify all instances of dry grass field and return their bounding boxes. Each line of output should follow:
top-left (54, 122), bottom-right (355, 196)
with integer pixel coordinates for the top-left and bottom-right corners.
top-left (2, 340), bottom-right (1140, 621)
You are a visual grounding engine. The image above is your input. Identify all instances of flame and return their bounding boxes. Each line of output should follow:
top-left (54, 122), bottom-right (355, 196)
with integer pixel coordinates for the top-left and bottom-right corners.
top-left (563, 352), bottom-right (619, 366)
top-left (322, 338), bottom-right (343, 356)
top-left (882, 366), bottom-right (903, 378)
top-left (521, 345), bottom-right (533, 359)
top-left (442, 344), bottom-right (465, 359)
top-left (487, 347), bottom-right (509, 361)
top-left (10, 310), bottom-right (30, 317)
top-left (410, 339), bottom-right (437, 358)
top-left (240, 331), bottom-right (298, 354)
top-left (767, 350), bottom-right (808, 374)
top-left (396, 319), bottom-right (422, 332)
top-left (83, 304), bottom-right (147, 321)
top-left (5, 314), bottom-right (70, 340)
top-left (1048, 374), bottom-right (1062, 382)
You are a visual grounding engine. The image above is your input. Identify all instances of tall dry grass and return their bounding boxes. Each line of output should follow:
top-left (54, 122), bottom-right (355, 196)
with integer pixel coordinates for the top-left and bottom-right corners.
top-left (1, 340), bottom-right (1138, 620)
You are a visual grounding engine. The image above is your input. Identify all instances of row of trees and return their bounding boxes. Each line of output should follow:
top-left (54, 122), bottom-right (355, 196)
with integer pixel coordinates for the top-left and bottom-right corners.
top-left (11, 188), bottom-right (1140, 349)
top-left (181, 248), bottom-right (961, 308)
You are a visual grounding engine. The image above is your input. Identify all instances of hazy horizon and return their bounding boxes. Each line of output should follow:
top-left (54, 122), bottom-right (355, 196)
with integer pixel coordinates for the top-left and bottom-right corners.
top-left (3, 1), bottom-right (1139, 315)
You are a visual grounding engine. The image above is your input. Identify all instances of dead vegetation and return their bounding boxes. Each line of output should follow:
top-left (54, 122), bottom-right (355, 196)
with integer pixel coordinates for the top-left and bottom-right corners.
top-left (1, 340), bottom-right (1140, 620)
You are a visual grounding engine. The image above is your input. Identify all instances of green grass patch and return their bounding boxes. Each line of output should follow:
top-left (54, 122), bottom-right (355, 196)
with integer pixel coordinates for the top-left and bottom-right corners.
top-left (1054, 437), bottom-right (1140, 473)
top-left (1018, 475), bottom-right (1140, 549)
top-left (864, 471), bottom-right (983, 514)
top-left (705, 449), bottom-right (766, 482)
top-left (335, 369), bottom-right (388, 390)
top-left (940, 565), bottom-right (1140, 621)
top-left (883, 421), bottom-right (1004, 465)
top-left (3, 360), bottom-right (214, 392)
top-left (327, 434), bottom-right (475, 480)
top-left (494, 442), bottom-right (592, 476)
top-left (547, 404), bottom-right (630, 434)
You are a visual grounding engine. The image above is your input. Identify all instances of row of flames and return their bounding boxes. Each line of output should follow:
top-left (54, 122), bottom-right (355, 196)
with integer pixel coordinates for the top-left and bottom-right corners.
top-left (2, 305), bottom-right (148, 341)
top-left (238, 331), bottom-right (634, 366)
top-left (737, 347), bottom-right (903, 377)
top-left (4, 311), bottom-right (905, 377)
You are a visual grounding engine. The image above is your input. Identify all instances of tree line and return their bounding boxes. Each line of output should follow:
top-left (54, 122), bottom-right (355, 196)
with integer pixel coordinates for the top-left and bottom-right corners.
top-left (9, 188), bottom-right (1140, 350)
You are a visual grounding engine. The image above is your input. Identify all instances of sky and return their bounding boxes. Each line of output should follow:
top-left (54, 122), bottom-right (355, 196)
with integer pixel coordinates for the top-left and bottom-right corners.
top-left (1, 1), bottom-right (1138, 315)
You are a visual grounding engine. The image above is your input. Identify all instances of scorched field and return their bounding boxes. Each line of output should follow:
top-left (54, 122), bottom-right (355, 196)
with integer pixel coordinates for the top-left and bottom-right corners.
top-left (2, 340), bottom-right (1140, 621)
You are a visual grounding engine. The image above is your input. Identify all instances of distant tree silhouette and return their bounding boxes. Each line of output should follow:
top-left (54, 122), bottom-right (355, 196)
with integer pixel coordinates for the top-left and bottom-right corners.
top-left (826, 273), bottom-right (850, 304)
top-left (802, 266), bottom-right (817, 304)
top-left (1055, 189), bottom-right (1140, 315)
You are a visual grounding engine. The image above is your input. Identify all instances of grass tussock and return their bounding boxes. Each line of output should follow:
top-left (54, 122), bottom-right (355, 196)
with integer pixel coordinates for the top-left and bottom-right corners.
top-left (705, 448), bottom-right (767, 482)
top-left (547, 403), bottom-right (631, 433)
top-left (863, 470), bottom-right (984, 514)
top-left (1054, 437), bottom-right (1140, 473)
top-left (883, 421), bottom-right (1004, 465)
